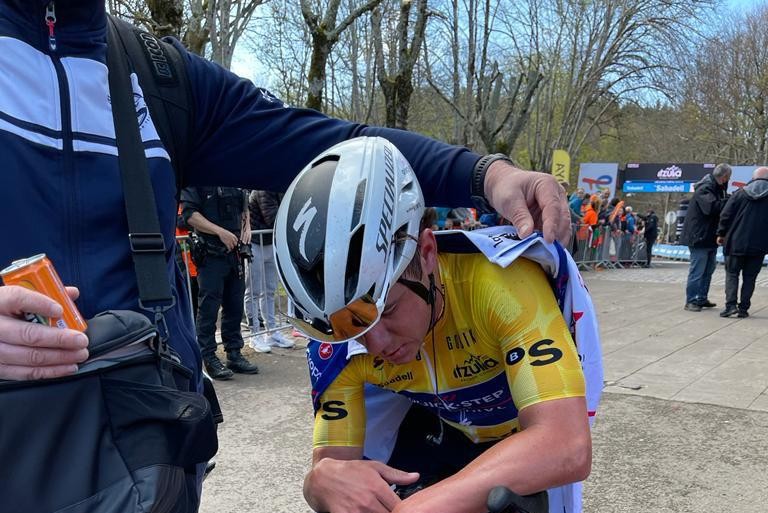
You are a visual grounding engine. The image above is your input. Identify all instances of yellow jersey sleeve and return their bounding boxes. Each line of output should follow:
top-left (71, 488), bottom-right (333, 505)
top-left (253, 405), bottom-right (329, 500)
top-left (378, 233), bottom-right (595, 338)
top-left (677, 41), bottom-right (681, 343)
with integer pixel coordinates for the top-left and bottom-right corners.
top-left (472, 258), bottom-right (585, 411)
top-left (312, 358), bottom-right (367, 449)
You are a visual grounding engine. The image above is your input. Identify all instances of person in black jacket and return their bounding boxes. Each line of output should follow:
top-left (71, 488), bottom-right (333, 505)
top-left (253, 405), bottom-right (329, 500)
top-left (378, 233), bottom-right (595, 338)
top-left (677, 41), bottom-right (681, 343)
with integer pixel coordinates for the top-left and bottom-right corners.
top-left (680, 164), bottom-right (732, 312)
top-left (638, 209), bottom-right (659, 267)
top-left (716, 167), bottom-right (768, 318)
top-left (181, 186), bottom-right (260, 379)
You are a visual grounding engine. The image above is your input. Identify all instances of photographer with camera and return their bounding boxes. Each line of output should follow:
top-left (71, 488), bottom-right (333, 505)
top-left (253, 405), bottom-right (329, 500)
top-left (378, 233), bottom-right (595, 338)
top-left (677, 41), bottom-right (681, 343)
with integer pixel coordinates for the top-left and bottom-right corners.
top-left (181, 186), bottom-right (260, 379)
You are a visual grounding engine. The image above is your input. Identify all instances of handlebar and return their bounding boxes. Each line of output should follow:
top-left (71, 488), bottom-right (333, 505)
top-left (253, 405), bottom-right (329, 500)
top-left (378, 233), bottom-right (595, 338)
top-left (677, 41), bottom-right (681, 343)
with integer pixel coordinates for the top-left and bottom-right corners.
top-left (486, 486), bottom-right (548, 513)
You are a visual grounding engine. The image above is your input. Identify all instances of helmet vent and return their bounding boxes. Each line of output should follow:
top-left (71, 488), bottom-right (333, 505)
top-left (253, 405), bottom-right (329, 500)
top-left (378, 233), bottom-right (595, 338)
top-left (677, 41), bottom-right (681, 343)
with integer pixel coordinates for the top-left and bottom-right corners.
top-left (277, 255), bottom-right (318, 313)
top-left (350, 179), bottom-right (366, 230)
top-left (296, 258), bottom-right (325, 311)
top-left (344, 225), bottom-right (366, 304)
top-left (311, 154), bottom-right (340, 168)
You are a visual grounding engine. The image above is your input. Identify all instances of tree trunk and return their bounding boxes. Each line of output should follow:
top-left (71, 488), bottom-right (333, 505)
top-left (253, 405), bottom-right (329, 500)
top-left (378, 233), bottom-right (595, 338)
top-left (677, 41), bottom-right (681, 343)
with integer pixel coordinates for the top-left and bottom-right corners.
top-left (147, 0), bottom-right (183, 38)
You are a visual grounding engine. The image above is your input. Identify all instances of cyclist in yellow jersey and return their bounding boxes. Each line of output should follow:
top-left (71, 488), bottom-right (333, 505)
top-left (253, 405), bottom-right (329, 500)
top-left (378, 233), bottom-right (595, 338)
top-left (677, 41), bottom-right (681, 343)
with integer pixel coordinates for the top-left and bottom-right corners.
top-left (274, 137), bottom-right (592, 513)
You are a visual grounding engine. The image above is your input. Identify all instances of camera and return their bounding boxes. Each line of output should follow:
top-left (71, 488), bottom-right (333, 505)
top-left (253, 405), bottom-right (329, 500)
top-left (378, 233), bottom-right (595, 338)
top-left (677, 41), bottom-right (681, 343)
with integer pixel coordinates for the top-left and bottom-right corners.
top-left (237, 241), bottom-right (253, 261)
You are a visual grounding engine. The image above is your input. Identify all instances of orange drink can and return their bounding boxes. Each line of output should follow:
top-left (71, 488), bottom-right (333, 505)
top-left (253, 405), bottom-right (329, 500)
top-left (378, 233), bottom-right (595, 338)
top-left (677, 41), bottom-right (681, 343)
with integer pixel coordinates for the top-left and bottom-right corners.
top-left (0, 254), bottom-right (87, 331)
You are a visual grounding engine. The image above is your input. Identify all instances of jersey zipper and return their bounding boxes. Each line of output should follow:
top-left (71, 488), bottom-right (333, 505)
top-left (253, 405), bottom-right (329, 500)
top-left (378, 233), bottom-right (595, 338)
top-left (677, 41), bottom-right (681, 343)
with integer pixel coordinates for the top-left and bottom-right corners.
top-left (419, 347), bottom-right (452, 412)
top-left (45, 2), bottom-right (87, 314)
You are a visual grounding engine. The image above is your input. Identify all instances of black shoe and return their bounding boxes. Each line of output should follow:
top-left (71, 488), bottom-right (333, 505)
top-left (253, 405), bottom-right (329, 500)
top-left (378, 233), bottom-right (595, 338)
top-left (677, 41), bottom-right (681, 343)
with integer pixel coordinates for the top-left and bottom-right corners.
top-left (737, 310), bottom-right (749, 318)
top-left (205, 356), bottom-right (234, 380)
top-left (700, 300), bottom-right (717, 308)
top-left (684, 303), bottom-right (702, 312)
top-left (719, 306), bottom-right (738, 317)
top-left (227, 351), bottom-right (260, 374)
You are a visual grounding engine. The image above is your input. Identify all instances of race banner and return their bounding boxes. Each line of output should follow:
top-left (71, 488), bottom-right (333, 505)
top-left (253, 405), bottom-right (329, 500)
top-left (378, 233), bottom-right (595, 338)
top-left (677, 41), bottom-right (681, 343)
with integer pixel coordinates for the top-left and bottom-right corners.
top-left (622, 163), bottom-right (713, 193)
top-left (551, 149), bottom-right (571, 184)
top-left (577, 162), bottom-right (618, 199)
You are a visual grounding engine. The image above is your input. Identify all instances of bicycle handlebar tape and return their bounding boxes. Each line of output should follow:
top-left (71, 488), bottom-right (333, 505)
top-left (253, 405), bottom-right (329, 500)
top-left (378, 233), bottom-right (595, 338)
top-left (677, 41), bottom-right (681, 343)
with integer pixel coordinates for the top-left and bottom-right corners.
top-left (486, 487), bottom-right (549, 513)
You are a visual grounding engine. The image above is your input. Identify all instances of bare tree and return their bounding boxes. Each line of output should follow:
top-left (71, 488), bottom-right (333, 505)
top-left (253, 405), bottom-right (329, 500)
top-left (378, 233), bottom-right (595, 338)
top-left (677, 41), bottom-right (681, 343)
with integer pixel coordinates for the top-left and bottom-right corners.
top-left (421, 0), bottom-right (543, 153)
top-left (247, 0), bottom-right (313, 104)
top-left (371, 0), bottom-right (429, 129)
top-left (524, 0), bottom-right (715, 171)
top-left (301, 0), bottom-right (384, 111)
top-left (109, 0), bottom-right (265, 66)
top-left (678, 5), bottom-right (768, 164)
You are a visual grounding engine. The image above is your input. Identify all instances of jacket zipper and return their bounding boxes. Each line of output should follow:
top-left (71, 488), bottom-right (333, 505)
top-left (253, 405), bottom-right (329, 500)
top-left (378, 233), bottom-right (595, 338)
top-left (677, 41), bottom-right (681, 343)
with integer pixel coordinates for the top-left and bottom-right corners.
top-left (46, 2), bottom-right (86, 314)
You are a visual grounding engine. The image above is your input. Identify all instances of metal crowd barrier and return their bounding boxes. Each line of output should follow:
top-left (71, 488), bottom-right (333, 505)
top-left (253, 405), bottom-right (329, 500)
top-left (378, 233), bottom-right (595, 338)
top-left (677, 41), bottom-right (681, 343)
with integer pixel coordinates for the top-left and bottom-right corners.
top-left (569, 224), bottom-right (646, 270)
top-left (176, 223), bottom-right (664, 332)
top-left (651, 244), bottom-right (768, 265)
top-left (175, 229), bottom-right (295, 338)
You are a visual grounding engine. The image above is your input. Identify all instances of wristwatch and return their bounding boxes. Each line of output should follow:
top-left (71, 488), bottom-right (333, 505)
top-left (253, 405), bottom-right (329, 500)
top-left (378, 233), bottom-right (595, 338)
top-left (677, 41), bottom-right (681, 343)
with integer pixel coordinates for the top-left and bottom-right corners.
top-left (470, 153), bottom-right (514, 214)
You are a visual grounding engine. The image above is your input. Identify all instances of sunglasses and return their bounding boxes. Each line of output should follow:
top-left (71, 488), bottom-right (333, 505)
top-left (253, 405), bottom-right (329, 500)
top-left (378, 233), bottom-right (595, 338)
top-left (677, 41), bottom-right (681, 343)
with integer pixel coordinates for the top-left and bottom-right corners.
top-left (283, 291), bottom-right (387, 343)
top-left (283, 233), bottom-right (422, 343)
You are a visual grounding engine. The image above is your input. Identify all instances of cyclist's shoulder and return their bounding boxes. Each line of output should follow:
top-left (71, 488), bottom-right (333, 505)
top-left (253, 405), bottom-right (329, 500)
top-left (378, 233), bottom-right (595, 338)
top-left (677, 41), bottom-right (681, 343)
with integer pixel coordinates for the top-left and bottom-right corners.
top-left (440, 252), bottom-right (549, 293)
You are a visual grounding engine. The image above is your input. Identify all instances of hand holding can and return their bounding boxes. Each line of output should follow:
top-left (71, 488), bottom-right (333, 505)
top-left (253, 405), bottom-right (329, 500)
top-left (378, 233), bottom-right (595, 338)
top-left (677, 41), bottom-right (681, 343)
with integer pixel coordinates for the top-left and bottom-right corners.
top-left (0, 255), bottom-right (89, 381)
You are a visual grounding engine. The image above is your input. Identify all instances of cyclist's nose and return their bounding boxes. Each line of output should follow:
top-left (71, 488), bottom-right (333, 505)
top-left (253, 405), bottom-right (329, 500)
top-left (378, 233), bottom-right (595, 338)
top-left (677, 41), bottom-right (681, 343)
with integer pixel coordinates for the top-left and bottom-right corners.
top-left (361, 323), bottom-right (389, 356)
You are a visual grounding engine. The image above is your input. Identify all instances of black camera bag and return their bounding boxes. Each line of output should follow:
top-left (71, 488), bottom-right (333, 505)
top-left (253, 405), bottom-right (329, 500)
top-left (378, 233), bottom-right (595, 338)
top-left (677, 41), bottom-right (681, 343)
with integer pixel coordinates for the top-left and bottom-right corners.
top-left (0, 311), bottom-right (218, 513)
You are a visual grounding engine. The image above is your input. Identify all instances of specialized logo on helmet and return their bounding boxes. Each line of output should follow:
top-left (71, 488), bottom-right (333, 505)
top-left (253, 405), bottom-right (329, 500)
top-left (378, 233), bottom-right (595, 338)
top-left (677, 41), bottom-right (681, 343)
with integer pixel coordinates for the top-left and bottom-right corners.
top-left (376, 145), bottom-right (397, 253)
top-left (293, 198), bottom-right (318, 261)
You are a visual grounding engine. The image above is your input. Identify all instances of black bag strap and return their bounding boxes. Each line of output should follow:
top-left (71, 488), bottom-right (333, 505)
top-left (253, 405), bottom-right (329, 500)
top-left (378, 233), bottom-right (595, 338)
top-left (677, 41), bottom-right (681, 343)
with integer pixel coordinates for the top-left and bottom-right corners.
top-left (106, 18), bottom-right (175, 338)
top-left (106, 15), bottom-right (192, 189)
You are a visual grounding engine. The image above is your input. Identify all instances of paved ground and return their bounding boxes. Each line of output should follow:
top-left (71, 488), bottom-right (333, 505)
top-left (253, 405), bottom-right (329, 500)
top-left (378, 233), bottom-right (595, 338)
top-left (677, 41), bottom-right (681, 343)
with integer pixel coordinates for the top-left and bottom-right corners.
top-left (199, 260), bottom-right (768, 513)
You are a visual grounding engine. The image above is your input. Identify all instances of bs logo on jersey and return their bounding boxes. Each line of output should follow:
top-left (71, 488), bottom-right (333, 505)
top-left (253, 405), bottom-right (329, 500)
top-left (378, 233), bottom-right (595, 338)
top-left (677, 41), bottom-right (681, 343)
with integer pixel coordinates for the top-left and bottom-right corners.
top-left (320, 400), bottom-right (348, 420)
top-left (505, 339), bottom-right (563, 367)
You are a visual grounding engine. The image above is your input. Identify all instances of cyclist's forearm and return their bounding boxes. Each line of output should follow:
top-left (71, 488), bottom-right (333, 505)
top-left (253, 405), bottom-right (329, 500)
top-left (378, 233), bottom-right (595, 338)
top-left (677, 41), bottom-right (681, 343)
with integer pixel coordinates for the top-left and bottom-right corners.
top-left (402, 397), bottom-right (591, 513)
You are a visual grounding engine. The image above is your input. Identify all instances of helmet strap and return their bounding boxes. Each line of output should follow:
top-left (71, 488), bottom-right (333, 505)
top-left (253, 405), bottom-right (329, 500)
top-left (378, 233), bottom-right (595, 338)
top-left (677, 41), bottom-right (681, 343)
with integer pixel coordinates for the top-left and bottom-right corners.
top-left (398, 273), bottom-right (444, 332)
top-left (397, 277), bottom-right (433, 306)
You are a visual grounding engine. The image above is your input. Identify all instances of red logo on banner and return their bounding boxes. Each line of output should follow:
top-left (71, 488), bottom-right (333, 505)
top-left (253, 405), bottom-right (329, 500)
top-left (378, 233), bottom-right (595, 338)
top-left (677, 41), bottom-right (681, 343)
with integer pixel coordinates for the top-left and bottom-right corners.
top-left (581, 175), bottom-right (613, 190)
top-left (319, 343), bottom-right (334, 360)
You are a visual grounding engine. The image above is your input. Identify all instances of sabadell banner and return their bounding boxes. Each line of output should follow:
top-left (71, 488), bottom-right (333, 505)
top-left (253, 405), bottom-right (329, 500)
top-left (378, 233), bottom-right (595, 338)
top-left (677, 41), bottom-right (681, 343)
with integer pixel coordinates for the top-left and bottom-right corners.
top-left (622, 163), bottom-right (714, 193)
top-left (577, 163), bottom-right (618, 200)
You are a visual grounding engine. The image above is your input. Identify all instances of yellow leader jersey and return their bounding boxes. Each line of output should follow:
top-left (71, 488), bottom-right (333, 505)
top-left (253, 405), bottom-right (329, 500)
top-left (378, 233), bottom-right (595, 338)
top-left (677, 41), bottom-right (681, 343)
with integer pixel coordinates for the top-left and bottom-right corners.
top-left (313, 253), bottom-right (585, 448)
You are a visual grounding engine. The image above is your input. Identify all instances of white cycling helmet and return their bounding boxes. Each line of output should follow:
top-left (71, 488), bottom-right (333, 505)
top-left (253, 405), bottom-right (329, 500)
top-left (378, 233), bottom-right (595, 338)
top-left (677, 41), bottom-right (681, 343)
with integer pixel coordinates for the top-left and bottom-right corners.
top-left (274, 136), bottom-right (424, 342)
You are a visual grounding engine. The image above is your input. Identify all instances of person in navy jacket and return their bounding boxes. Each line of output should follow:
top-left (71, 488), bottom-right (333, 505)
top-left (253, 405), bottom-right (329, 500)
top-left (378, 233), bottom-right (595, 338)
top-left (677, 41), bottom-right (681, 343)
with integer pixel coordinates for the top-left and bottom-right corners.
top-left (0, 1), bottom-right (570, 387)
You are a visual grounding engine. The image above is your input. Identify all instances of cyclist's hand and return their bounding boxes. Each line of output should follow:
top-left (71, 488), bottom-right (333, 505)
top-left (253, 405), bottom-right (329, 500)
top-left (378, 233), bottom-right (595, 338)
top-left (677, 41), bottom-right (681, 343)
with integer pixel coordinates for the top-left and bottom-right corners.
top-left (0, 286), bottom-right (89, 380)
top-left (217, 229), bottom-right (239, 251)
top-left (308, 458), bottom-right (419, 513)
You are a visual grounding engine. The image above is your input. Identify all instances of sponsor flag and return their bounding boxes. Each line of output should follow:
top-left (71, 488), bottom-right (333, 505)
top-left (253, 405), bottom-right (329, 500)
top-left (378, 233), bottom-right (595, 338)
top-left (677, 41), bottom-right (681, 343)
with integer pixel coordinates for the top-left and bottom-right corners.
top-left (551, 149), bottom-right (571, 184)
top-left (578, 162), bottom-right (618, 200)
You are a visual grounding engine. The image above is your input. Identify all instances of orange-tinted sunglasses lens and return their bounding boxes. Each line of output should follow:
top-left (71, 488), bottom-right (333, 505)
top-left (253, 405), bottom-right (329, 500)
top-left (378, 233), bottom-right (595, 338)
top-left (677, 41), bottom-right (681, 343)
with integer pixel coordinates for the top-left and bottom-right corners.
top-left (328, 295), bottom-right (380, 340)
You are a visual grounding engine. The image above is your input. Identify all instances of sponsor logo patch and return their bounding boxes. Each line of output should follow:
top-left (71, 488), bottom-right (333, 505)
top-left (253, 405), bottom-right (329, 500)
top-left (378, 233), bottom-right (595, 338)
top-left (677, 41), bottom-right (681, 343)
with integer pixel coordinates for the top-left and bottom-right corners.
top-left (453, 354), bottom-right (499, 379)
top-left (318, 342), bottom-right (333, 360)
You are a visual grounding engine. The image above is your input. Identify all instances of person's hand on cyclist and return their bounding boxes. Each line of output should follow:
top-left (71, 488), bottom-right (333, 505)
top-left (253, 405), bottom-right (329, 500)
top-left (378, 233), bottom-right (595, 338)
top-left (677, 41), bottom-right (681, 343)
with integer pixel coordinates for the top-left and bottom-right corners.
top-left (484, 161), bottom-right (571, 243)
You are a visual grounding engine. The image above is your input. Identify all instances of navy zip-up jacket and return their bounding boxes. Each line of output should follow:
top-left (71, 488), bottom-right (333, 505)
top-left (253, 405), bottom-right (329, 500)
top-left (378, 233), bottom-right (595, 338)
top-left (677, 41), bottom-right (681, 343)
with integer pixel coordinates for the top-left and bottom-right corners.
top-left (0, 0), bottom-right (481, 382)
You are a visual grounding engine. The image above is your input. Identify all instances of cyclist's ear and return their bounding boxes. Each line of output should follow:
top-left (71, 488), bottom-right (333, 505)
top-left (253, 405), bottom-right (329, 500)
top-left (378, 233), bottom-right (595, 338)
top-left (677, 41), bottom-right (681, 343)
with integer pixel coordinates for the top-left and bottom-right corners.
top-left (417, 228), bottom-right (438, 275)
